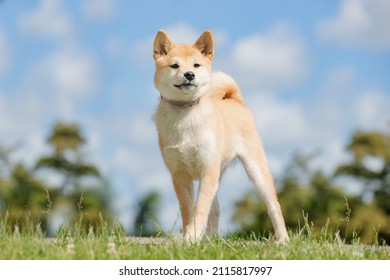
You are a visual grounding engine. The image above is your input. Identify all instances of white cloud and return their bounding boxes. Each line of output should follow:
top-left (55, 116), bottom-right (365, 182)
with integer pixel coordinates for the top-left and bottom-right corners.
top-left (127, 115), bottom-right (157, 146)
top-left (0, 91), bottom-right (46, 140)
top-left (311, 68), bottom-right (390, 134)
top-left (246, 93), bottom-right (309, 149)
top-left (16, 0), bottom-right (100, 108)
top-left (37, 47), bottom-right (99, 97)
top-left (355, 90), bottom-right (390, 130)
top-left (83, 0), bottom-right (118, 21)
top-left (13, 0), bottom-right (101, 119)
top-left (318, 0), bottom-right (390, 50)
top-left (112, 146), bottom-right (149, 176)
top-left (18, 48), bottom-right (99, 120)
top-left (162, 22), bottom-right (228, 47)
top-left (0, 27), bottom-right (10, 76)
top-left (18, 0), bottom-right (73, 39)
top-left (0, 48), bottom-right (100, 169)
top-left (0, 98), bottom-right (49, 168)
top-left (160, 22), bottom-right (200, 44)
top-left (218, 23), bottom-right (308, 91)
top-left (22, 46), bottom-right (100, 119)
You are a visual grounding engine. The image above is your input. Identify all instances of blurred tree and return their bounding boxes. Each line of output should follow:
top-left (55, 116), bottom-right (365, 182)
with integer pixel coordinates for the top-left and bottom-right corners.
top-left (133, 191), bottom-right (160, 236)
top-left (1, 123), bottom-right (112, 235)
top-left (35, 122), bottom-right (112, 232)
top-left (348, 203), bottom-right (389, 244)
top-left (336, 129), bottom-right (390, 243)
top-left (48, 122), bottom-right (86, 153)
top-left (36, 122), bottom-right (99, 194)
top-left (0, 144), bottom-right (14, 201)
top-left (336, 130), bottom-right (390, 213)
top-left (1, 162), bottom-right (52, 232)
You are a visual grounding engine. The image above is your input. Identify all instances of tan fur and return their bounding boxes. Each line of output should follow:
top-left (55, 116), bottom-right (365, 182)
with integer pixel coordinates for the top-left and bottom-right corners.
top-left (153, 29), bottom-right (289, 243)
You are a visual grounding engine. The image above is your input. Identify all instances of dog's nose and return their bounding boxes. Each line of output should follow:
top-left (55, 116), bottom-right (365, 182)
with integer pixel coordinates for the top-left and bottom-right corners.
top-left (184, 71), bottom-right (195, 81)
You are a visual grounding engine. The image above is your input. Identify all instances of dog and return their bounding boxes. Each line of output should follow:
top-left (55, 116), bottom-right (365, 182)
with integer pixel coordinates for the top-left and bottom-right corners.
top-left (153, 29), bottom-right (289, 243)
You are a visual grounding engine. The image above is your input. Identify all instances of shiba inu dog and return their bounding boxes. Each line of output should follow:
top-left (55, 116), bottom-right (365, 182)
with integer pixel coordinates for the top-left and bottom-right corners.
top-left (153, 29), bottom-right (289, 243)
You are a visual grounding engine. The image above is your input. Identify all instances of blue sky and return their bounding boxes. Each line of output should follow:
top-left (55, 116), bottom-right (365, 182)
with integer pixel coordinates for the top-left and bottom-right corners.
top-left (0, 0), bottom-right (389, 233)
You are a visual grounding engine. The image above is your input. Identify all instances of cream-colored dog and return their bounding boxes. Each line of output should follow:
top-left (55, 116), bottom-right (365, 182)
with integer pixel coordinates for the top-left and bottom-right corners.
top-left (153, 29), bottom-right (289, 243)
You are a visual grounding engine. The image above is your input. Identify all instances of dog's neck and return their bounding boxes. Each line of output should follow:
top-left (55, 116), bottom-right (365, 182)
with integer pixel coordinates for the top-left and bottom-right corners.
top-left (160, 95), bottom-right (200, 107)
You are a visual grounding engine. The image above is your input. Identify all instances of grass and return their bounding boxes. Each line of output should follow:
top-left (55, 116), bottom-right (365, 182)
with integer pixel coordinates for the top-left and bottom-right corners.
top-left (0, 211), bottom-right (389, 260)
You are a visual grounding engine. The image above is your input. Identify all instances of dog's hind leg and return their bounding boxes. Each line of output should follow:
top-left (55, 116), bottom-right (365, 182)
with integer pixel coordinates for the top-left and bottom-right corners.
top-left (206, 197), bottom-right (220, 237)
top-left (239, 143), bottom-right (289, 243)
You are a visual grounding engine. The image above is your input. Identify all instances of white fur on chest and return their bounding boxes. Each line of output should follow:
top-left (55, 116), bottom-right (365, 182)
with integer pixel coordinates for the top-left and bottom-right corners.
top-left (156, 104), bottom-right (216, 178)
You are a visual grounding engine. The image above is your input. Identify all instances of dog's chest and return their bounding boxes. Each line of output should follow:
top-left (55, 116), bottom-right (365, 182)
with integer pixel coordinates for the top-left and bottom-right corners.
top-left (157, 108), bottom-right (215, 177)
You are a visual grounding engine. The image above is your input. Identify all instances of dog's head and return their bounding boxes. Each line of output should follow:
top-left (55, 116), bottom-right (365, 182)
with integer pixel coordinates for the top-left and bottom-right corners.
top-left (153, 30), bottom-right (214, 102)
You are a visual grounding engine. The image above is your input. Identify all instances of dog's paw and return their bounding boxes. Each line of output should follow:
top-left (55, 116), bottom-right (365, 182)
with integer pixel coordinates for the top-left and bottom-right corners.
top-left (274, 231), bottom-right (289, 244)
top-left (184, 226), bottom-right (205, 244)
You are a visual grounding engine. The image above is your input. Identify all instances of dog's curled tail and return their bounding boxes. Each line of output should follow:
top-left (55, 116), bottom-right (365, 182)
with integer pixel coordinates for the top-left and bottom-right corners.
top-left (209, 72), bottom-right (244, 104)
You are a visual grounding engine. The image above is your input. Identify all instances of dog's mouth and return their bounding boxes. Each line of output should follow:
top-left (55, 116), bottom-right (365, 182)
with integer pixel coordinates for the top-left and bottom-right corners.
top-left (174, 83), bottom-right (197, 90)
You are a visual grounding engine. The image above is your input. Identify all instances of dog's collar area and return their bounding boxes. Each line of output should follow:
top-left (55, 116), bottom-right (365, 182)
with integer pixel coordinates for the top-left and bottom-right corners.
top-left (160, 95), bottom-right (200, 107)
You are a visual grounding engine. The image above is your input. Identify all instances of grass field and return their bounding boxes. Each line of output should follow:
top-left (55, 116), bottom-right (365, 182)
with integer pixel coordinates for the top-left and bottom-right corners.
top-left (0, 213), bottom-right (389, 260)
top-left (2, 234), bottom-right (390, 260)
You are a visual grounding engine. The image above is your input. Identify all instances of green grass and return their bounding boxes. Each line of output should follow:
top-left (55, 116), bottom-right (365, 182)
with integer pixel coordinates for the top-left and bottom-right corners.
top-left (0, 213), bottom-right (389, 260)
top-left (0, 232), bottom-right (389, 260)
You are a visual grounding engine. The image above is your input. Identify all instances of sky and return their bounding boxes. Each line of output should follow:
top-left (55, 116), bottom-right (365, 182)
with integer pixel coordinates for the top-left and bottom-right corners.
top-left (0, 0), bottom-right (389, 234)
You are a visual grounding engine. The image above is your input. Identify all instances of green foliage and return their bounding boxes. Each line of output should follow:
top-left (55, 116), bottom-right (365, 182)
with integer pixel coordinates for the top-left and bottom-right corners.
top-left (35, 122), bottom-right (111, 232)
top-left (336, 130), bottom-right (390, 214)
top-left (36, 121), bottom-right (100, 193)
top-left (336, 129), bottom-right (390, 242)
top-left (47, 122), bottom-right (86, 154)
top-left (0, 163), bottom-right (51, 232)
top-left (345, 130), bottom-right (390, 161)
top-left (0, 121), bottom-right (164, 237)
top-left (0, 122), bottom-right (111, 235)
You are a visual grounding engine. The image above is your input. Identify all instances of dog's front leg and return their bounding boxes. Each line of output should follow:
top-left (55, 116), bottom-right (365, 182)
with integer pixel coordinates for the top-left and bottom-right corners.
top-left (185, 168), bottom-right (220, 243)
top-left (172, 172), bottom-right (194, 237)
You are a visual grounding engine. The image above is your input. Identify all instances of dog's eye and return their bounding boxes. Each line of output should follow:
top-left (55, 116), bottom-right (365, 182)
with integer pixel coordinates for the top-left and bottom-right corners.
top-left (194, 63), bottom-right (201, 68)
top-left (170, 64), bottom-right (179, 69)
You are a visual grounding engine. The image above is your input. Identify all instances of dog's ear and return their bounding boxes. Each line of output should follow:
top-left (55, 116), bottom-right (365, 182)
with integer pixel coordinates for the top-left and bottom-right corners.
top-left (194, 30), bottom-right (214, 61)
top-left (153, 30), bottom-right (173, 60)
